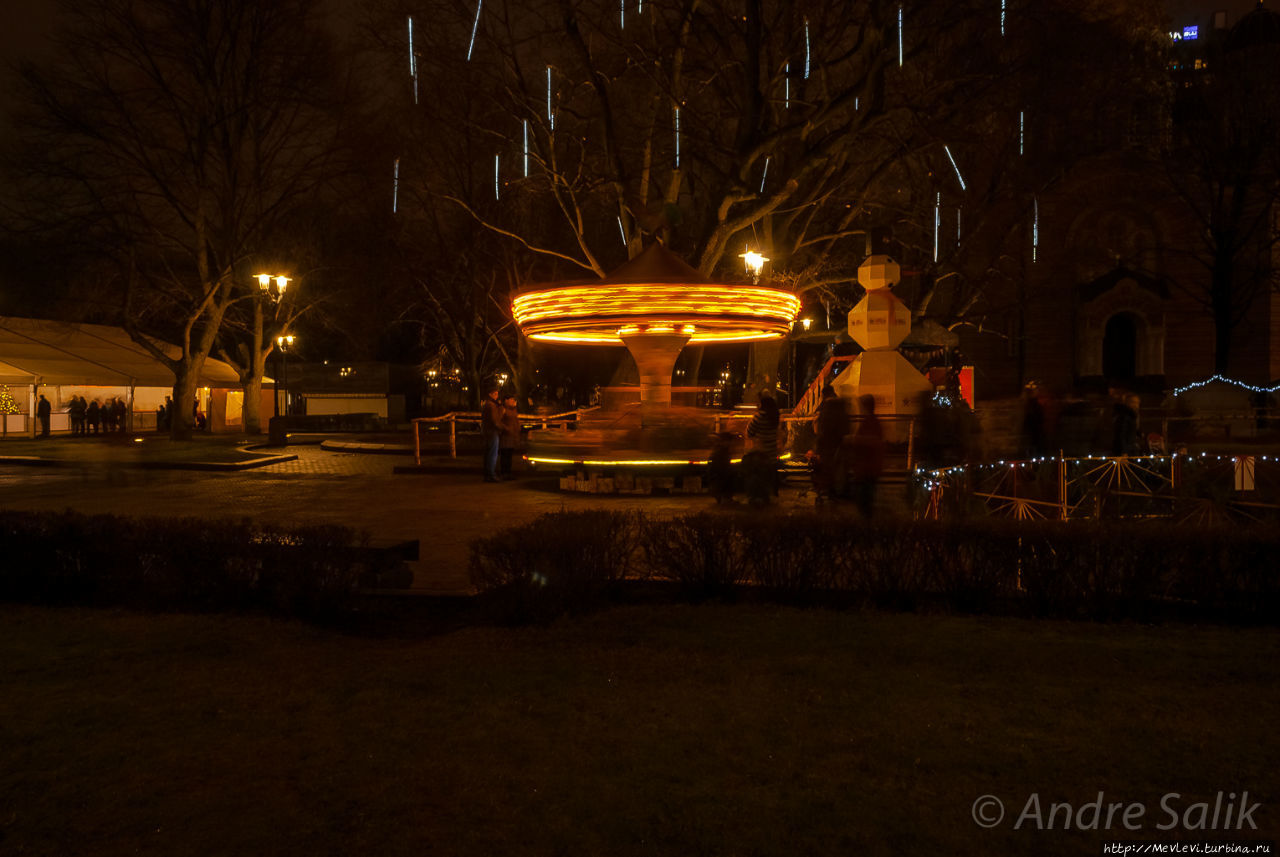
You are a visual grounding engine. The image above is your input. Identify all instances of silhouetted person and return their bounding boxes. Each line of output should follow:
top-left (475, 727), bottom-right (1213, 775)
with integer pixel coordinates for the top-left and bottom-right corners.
top-left (812, 385), bottom-right (848, 499)
top-left (707, 431), bottom-right (736, 504)
top-left (112, 397), bottom-right (127, 433)
top-left (87, 399), bottom-right (101, 434)
top-left (745, 393), bottom-right (781, 503)
top-left (69, 396), bottom-right (86, 436)
top-left (848, 394), bottom-right (886, 518)
top-left (480, 386), bottom-right (503, 482)
top-left (36, 394), bottom-right (51, 437)
top-left (498, 395), bottom-right (520, 479)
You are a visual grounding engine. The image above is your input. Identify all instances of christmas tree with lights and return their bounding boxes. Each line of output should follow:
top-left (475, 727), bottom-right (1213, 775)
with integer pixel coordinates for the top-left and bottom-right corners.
top-left (0, 386), bottom-right (20, 416)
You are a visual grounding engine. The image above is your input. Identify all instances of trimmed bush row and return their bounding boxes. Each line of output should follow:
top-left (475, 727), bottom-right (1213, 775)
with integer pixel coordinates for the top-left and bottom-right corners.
top-left (470, 511), bottom-right (1280, 623)
top-left (0, 510), bottom-right (371, 620)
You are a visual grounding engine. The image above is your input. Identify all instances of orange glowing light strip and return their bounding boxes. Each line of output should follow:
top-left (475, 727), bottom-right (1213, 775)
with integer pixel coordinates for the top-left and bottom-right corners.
top-left (527, 452), bottom-right (792, 467)
top-left (512, 284), bottom-right (800, 325)
top-left (528, 329), bottom-right (784, 344)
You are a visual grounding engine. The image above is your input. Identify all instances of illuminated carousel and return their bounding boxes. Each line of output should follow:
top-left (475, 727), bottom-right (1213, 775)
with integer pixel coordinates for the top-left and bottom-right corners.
top-left (512, 243), bottom-right (799, 493)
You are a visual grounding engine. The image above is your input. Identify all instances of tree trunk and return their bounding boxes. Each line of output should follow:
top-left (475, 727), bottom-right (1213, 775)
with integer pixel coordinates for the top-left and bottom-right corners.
top-left (170, 363), bottom-right (199, 441)
top-left (243, 375), bottom-right (264, 434)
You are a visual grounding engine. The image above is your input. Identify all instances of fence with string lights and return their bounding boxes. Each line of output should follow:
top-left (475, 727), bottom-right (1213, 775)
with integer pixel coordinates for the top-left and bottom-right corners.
top-left (915, 452), bottom-right (1280, 525)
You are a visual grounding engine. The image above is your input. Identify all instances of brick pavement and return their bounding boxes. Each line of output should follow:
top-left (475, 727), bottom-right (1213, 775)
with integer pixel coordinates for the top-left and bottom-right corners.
top-left (1, 444), bottom-right (870, 595)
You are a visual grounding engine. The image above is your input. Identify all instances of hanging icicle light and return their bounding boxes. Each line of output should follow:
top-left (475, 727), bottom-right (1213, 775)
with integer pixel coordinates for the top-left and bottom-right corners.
top-left (944, 145), bottom-right (966, 191)
top-left (392, 158), bottom-right (399, 213)
top-left (674, 105), bottom-right (681, 168)
top-left (759, 156), bottom-right (770, 193)
top-left (494, 154), bottom-right (500, 200)
top-left (617, 216), bottom-right (627, 246)
top-left (1019, 110), bottom-right (1025, 156)
top-left (467, 0), bottom-right (483, 61)
top-left (805, 20), bottom-right (811, 78)
top-left (785, 62), bottom-right (791, 109)
top-left (547, 66), bottom-right (556, 131)
top-left (523, 119), bottom-right (530, 177)
top-left (1001, 0), bottom-right (1006, 36)
top-left (933, 192), bottom-right (941, 262)
top-left (1032, 197), bottom-right (1040, 263)
top-left (898, 6), bottom-right (905, 66)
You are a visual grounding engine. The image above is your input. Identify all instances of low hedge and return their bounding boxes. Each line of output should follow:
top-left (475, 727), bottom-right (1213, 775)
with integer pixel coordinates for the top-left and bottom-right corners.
top-left (469, 510), bottom-right (642, 623)
top-left (470, 511), bottom-right (1280, 623)
top-left (0, 510), bottom-right (370, 620)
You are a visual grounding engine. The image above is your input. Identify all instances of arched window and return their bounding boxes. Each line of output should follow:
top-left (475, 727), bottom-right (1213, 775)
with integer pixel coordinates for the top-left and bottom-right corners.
top-left (1103, 313), bottom-right (1139, 380)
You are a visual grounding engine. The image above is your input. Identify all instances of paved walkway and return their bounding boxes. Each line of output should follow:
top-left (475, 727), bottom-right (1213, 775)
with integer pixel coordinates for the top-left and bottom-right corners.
top-left (0, 440), bottom-right (863, 595)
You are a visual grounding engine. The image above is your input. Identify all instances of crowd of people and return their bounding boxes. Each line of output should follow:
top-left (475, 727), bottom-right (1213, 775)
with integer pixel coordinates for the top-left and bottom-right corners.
top-left (62, 395), bottom-right (130, 435)
top-left (709, 386), bottom-right (886, 515)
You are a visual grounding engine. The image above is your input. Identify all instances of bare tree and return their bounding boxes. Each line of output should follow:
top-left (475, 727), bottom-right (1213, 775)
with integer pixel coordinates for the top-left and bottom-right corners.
top-left (12, 0), bottom-right (352, 438)
top-left (1161, 20), bottom-right (1280, 373)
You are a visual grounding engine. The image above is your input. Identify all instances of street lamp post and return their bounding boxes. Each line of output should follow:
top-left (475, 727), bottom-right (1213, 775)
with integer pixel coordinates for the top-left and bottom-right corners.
top-left (276, 334), bottom-right (295, 415)
top-left (255, 273), bottom-right (291, 424)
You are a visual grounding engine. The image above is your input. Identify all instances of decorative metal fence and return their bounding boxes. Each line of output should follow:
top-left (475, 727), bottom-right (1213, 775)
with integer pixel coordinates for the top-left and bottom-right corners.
top-left (915, 452), bottom-right (1280, 526)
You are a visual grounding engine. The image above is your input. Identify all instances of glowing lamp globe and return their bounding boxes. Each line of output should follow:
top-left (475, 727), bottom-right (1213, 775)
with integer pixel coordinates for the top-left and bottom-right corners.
top-left (857, 255), bottom-right (900, 292)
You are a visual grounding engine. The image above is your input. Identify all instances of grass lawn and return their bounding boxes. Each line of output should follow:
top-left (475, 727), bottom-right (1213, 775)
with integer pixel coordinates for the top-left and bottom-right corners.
top-left (0, 434), bottom-right (280, 465)
top-left (1, 604), bottom-right (1277, 856)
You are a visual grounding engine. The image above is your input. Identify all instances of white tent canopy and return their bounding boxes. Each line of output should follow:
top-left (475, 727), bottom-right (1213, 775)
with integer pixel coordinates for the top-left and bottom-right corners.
top-left (0, 316), bottom-right (244, 387)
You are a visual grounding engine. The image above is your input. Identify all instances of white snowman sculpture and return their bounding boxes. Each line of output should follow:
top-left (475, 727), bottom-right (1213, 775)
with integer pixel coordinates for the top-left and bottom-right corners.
top-left (831, 255), bottom-right (934, 440)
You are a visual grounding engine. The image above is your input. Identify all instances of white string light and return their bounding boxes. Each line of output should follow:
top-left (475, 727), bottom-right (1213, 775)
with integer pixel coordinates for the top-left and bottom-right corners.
top-left (1001, 0), bottom-right (1006, 36)
top-left (760, 156), bottom-right (770, 193)
top-left (1019, 110), bottom-right (1025, 155)
top-left (494, 154), bottom-right (500, 200)
top-left (956, 206), bottom-right (962, 245)
top-left (617, 215), bottom-right (627, 246)
top-left (785, 62), bottom-right (791, 109)
top-left (392, 158), bottom-right (399, 213)
top-left (620, 0), bottom-right (625, 28)
top-left (523, 119), bottom-right (529, 177)
top-left (1171, 374), bottom-right (1280, 396)
top-left (467, 0), bottom-right (483, 61)
top-left (944, 145), bottom-right (966, 191)
top-left (407, 17), bottom-right (415, 75)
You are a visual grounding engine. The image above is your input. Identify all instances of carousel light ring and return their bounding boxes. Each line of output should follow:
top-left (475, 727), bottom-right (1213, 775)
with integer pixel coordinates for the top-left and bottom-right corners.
top-left (512, 283), bottom-right (800, 344)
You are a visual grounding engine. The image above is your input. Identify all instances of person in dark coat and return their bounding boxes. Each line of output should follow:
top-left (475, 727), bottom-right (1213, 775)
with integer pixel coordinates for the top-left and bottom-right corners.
top-left (69, 396), bottom-right (86, 436)
top-left (498, 395), bottom-right (521, 479)
top-left (87, 399), bottom-right (101, 434)
top-left (811, 386), bottom-right (848, 499)
top-left (36, 394), bottom-right (52, 437)
top-left (480, 386), bottom-right (503, 482)
top-left (744, 393), bottom-right (782, 503)
top-left (848, 394), bottom-right (886, 518)
top-left (707, 431), bottom-right (737, 504)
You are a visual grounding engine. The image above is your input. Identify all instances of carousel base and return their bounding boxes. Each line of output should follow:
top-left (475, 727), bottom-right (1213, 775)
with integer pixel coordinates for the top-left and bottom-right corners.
top-left (524, 401), bottom-right (779, 494)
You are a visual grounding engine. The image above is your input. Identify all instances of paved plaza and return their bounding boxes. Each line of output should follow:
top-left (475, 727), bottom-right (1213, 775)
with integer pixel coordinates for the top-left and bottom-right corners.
top-left (0, 440), bottom-right (844, 595)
